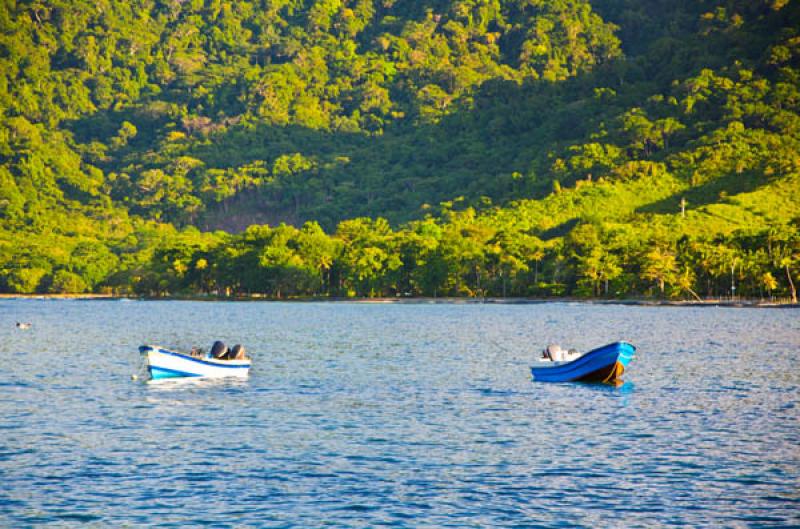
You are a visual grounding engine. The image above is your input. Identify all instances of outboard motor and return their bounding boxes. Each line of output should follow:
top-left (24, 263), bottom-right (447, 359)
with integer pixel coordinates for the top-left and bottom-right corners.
top-left (544, 344), bottom-right (561, 360)
top-left (210, 340), bottom-right (227, 359)
top-left (230, 344), bottom-right (246, 360)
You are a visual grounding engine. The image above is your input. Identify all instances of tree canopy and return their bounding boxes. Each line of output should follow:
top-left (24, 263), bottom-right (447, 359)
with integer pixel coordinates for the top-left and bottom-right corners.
top-left (1, 0), bottom-right (798, 301)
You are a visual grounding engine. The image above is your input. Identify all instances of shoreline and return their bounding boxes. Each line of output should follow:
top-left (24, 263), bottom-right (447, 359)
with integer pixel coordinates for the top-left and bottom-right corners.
top-left (1, 293), bottom-right (797, 308)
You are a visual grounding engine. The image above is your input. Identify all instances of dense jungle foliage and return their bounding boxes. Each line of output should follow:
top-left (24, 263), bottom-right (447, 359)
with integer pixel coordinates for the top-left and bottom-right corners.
top-left (0, 0), bottom-right (798, 300)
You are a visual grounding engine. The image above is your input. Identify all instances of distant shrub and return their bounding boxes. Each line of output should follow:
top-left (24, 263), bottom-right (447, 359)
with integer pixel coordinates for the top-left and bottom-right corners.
top-left (49, 270), bottom-right (88, 294)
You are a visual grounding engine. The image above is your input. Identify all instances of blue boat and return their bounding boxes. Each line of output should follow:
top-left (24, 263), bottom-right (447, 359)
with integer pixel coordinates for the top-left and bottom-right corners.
top-left (531, 341), bottom-right (636, 383)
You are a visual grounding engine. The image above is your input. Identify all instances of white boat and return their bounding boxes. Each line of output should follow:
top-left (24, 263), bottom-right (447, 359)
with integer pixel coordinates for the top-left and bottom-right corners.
top-left (139, 345), bottom-right (251, 380)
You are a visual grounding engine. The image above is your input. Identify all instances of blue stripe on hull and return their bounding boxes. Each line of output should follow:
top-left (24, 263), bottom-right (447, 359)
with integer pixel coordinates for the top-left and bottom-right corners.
top-left (148, 366), bottom-right (204, 379)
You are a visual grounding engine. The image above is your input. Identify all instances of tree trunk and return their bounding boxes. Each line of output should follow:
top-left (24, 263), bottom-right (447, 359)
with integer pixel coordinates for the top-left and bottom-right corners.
top-left (685, 286), bottom-right (702, 302)
top-left (786, 265), bottom-right (797, 303)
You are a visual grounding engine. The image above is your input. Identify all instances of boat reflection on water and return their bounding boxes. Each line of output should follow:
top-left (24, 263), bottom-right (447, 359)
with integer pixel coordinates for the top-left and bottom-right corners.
top-left (600, 379), bottom-right (636, 391)
top-left (141, 375), bottom-right (251, 407)
top-left (145, 375), bottom-right (251, 388)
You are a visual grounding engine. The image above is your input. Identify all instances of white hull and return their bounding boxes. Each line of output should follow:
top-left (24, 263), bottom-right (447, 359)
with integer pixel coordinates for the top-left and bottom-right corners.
top-left (140, 345), bottom-right (251, 380)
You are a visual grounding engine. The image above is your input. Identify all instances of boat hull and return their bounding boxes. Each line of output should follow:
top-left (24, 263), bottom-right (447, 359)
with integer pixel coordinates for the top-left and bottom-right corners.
top-left (531, 341), bottom-right (635, 383)
top-left (139, 345), bottom-right (251, 380)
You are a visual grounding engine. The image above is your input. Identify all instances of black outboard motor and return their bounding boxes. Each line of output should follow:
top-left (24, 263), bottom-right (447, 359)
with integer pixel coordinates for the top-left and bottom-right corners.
top-left (210, 340), bottom-right (227, 359)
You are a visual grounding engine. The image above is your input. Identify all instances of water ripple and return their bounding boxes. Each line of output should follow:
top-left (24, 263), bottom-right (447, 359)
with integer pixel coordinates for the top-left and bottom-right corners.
top-left (0, 301), bottom-right (798, 527)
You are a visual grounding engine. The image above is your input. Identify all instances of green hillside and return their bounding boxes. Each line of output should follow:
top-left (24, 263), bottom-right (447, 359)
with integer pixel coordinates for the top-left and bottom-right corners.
top-left (0, 0), bottom-right (798, 300)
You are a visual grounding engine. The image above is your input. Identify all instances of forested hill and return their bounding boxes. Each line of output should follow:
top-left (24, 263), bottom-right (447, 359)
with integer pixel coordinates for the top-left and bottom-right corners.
top-left (1, 0), bottom-right (799, 300)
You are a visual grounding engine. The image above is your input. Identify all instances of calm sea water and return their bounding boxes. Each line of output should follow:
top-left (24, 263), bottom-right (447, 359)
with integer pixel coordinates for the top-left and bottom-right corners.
top-left (0, 300), bottom-right (798, 528)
